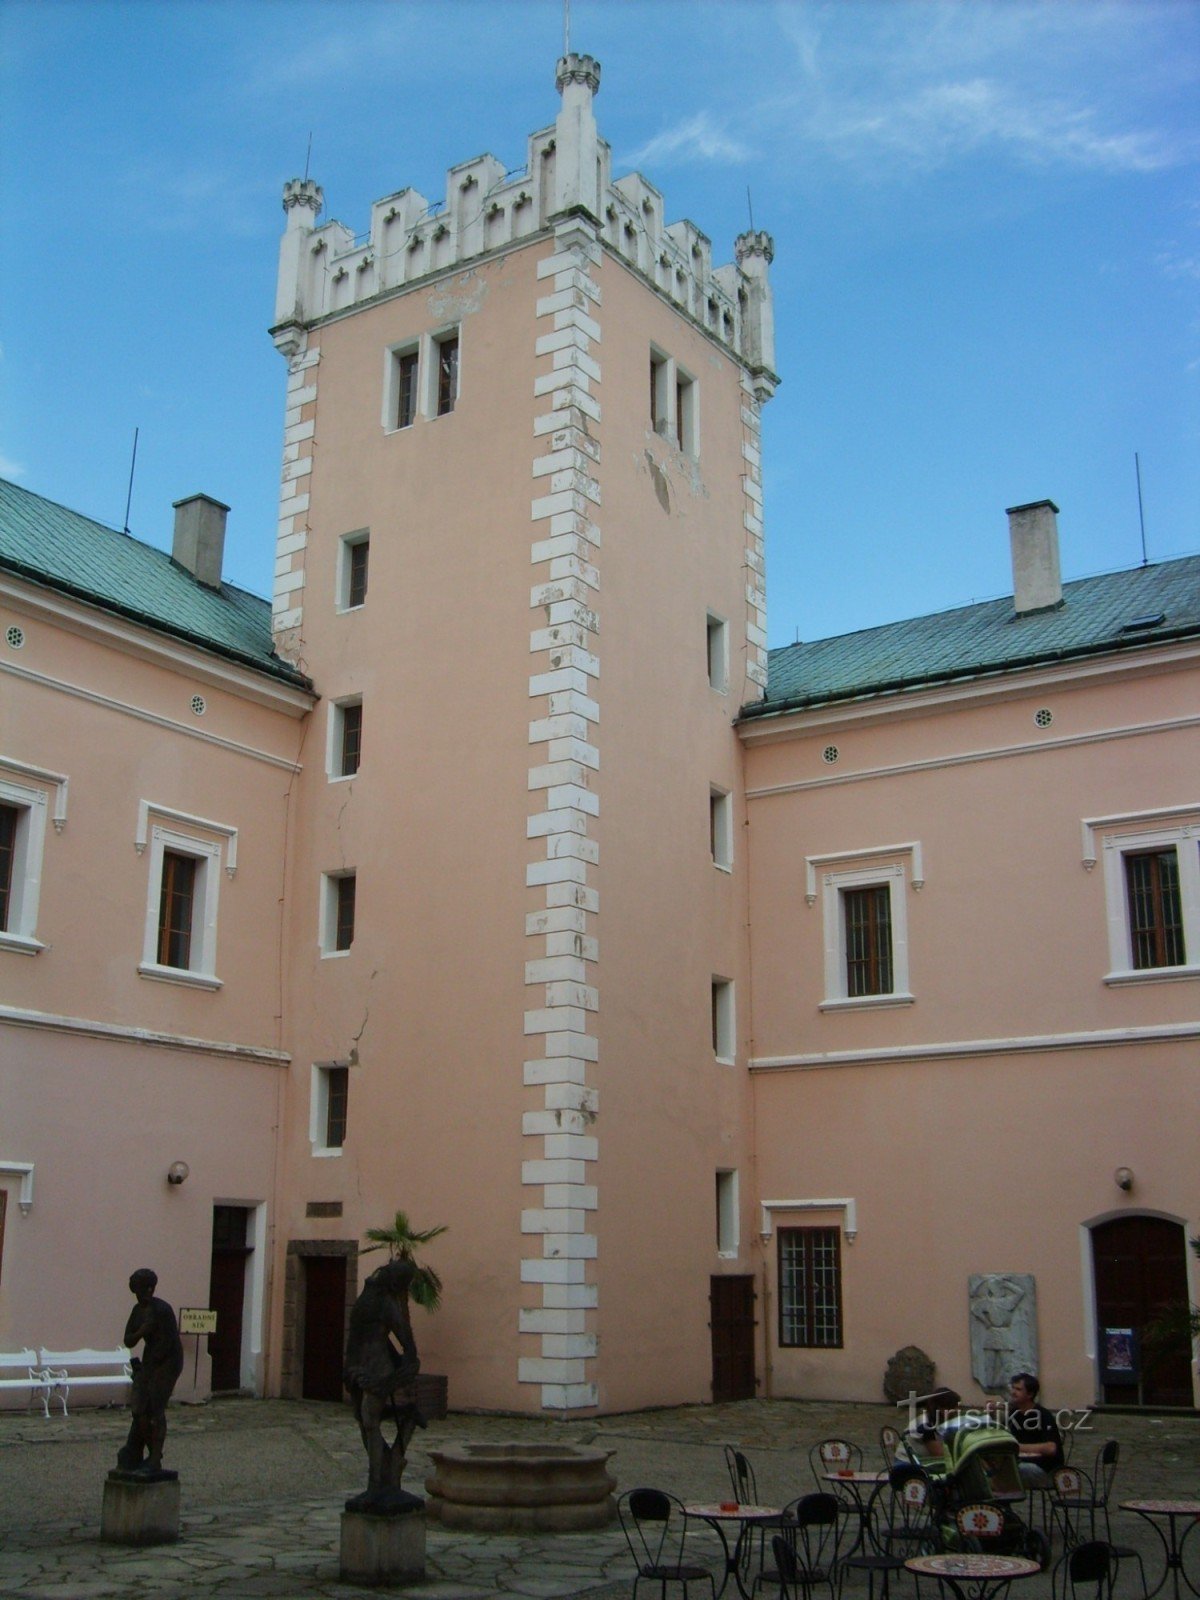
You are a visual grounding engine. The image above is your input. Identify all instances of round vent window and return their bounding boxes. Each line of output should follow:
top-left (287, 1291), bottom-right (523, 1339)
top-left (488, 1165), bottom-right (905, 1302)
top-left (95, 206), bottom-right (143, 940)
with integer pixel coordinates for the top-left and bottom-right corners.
top-left (6, 625), bottom-right (25, 649)
top-left (191, 695), bottom-right (207, 717)
top-left (822, 745), bottom-right (840, 765)
top-left (1034, 708), bottom-right (1053, 728)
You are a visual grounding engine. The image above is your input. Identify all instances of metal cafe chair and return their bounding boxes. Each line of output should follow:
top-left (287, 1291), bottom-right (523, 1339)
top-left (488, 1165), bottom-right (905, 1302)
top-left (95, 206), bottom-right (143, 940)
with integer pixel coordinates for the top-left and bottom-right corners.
top-left (771, 1493), bottom-right (845, 1600)
top-left (880, 1426), bottom-right (903, 1472)
top-left (812, 1440), bottom-right (866, 1490)
top-left (618, 1487), bottom-right (717, 1600)
top-left (840, 1474), bottom-right (915, 1600)
top-left (727, 1445), bottom-right (761, 1505)
top-left (1052, 1540), bottom-right (1117, 1600)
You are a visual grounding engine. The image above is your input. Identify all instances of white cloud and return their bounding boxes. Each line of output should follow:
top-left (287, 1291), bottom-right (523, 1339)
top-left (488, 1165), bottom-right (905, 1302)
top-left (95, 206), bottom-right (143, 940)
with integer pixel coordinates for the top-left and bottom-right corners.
top-left (623, 113), bottom-right (753, 171)
top-left (764, 0), bottom-right (1194, 179)
top-left (0, 453), bottom-right (25, 479)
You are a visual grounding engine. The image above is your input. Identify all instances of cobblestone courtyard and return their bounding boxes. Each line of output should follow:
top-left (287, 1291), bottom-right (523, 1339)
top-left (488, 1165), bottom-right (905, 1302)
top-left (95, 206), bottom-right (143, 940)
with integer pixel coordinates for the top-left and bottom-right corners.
top-left (0, 1397), bottom-right (1196, 1598)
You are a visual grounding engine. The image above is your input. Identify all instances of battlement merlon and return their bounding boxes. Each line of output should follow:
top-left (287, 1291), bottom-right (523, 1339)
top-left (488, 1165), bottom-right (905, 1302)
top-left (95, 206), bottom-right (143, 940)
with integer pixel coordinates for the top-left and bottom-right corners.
top-left (269, 55), bottom-right (776, 388)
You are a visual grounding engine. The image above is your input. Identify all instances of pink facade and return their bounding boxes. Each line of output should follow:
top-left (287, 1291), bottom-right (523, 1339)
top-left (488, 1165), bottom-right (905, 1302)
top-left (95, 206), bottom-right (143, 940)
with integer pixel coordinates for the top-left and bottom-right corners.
top-left (743, 641), bottom-right (1200, 1408)
top-left (2, 53), bottom-right (1195, 1417)
top-left (0, 527), bottom-right (311, 1395)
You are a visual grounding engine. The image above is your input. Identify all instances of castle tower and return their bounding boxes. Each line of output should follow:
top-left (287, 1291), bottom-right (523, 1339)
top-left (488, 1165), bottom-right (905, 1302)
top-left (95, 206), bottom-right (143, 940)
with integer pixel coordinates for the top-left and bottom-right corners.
top-left (268, 54), bottom-right (777, 1413)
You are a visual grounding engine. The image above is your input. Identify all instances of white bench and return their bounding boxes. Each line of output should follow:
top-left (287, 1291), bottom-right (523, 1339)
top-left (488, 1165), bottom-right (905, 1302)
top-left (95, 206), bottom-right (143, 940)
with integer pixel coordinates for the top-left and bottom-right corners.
top-left (0, 1348), bottom-right (48, 1416)
top-left (38, 1347), bottom-right (133, 1416)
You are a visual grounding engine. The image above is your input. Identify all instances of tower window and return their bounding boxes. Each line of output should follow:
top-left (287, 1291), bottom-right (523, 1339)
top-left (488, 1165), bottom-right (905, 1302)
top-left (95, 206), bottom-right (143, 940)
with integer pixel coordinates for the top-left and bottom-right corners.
top-left (436, 334), bottom-right (459, 415)
top-left (396, 349), bottom-right (419, 428)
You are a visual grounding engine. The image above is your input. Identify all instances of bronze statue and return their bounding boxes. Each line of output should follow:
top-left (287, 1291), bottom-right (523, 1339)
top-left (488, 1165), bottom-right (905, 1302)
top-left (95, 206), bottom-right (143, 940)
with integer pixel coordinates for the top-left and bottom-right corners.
top-left (116, 1268), bottom-right (184, 1474)
top-left (344, 1258), bottom-right (426, 1511)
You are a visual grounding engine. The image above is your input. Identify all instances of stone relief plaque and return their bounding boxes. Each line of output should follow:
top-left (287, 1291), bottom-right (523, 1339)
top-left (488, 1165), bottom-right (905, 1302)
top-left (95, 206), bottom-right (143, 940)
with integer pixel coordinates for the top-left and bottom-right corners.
top-left (968, 1273), bottom-right (1038, 1392)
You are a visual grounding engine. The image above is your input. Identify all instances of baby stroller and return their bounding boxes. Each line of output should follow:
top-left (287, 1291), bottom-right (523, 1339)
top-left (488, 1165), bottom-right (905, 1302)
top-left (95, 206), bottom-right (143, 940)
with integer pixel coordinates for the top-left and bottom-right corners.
top-left (934, 1423), bottom-right (1051, 1568)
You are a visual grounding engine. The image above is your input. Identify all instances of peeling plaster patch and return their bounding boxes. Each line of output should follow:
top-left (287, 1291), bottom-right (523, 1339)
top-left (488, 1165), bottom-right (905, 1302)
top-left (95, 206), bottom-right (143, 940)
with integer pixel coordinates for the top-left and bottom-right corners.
top-left (429, 269), bottom-right (487, 321)
top-left (644, 450), bottom-right (672, 513)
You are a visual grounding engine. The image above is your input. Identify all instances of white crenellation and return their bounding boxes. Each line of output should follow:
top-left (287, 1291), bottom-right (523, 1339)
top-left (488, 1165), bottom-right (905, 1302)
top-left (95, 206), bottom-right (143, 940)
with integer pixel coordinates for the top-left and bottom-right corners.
top-left (271, 61), bottom-right (776, 388)
top-left (521, 207), bottom-right (603, 1413)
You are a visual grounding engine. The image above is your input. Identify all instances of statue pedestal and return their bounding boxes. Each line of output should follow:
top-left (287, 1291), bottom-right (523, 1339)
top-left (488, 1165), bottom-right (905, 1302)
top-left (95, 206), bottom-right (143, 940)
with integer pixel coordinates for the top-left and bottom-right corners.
top-left (340, 1499), bottom-right (426, 1586)
top-left (101, 1470), bottom-right (181, 1545)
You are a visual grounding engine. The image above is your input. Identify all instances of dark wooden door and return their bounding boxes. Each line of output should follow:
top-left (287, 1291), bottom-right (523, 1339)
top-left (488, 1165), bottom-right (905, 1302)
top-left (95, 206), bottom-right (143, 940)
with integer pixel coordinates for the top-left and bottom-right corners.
top-left (710, 1275), bottom-right (757, 1402)
top-left (1093, 1216), bottom-right (1192, 1406)
top-left (208, 1205), bottom-right (250, 1392)
top-left (303, 1255), bottom-right (348, 1401)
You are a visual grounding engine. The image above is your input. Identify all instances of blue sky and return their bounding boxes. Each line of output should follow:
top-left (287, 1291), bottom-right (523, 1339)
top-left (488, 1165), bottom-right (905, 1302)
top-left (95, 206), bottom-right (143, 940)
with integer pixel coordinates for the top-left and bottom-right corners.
top-left (2, 0), bottom-right (1197, 644)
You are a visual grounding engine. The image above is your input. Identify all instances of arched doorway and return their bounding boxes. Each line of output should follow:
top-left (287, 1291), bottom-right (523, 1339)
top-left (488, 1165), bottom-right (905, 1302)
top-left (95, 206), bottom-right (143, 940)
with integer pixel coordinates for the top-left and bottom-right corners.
top-left (1091, 1215), bottom-right (1194, 1406)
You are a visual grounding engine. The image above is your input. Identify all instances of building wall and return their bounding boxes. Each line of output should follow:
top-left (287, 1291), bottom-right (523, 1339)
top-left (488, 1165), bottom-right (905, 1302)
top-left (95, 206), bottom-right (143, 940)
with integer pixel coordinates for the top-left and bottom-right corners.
top-left (0, 578), bottom-right (307, 1392)
top-left (742, 654), bottom-right (1200, 1406)
top-left (267, 194), bottom-right (768, 1410)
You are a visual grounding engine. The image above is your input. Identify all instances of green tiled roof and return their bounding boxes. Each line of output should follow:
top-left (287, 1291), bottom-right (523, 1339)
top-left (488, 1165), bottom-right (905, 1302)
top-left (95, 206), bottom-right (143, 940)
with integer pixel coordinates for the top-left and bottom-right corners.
top-left (748, 553), bottom-right (1200, 719)
top-left (0, 478), bottom-right (310, 689)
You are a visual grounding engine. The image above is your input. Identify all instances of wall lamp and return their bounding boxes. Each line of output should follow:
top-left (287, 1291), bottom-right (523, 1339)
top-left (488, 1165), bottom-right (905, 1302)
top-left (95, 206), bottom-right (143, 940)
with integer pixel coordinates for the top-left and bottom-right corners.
top-left (166, 1161), bottom-right (191, 1186)
top-left (1113, 1166), bottom-right (1134, 1192)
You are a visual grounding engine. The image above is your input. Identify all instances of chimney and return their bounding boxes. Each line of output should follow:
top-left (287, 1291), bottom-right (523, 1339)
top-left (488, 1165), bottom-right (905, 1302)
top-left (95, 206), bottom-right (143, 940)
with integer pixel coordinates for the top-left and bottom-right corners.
top-left (172, 494), bottom-right (229, 590)
top-left (1007, 499), bottom-right (1062, 616)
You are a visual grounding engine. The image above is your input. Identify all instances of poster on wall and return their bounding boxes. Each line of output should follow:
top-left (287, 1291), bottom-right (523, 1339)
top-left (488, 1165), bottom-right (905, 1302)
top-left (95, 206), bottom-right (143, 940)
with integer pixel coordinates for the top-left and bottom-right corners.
top-left (1100, 1326), bottom-right (1138, 1385)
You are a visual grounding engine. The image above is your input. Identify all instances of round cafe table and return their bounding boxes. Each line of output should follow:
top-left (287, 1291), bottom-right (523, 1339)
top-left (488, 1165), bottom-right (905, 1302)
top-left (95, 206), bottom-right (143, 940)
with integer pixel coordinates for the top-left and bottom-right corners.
top-left (823, 1470), bottom-right (890, 1554)
top-left (684, 1503), bottom-right (784, 1600)
top-left (905, 1551), bottom-right (1041, 1600)
top-left (1120, 1500), bottom-right (1200, 1600)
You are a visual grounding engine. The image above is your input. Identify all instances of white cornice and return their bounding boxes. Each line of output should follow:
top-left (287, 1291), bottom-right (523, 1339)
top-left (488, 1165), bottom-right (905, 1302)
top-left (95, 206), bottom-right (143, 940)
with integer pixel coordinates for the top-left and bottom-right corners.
top-left (745, 712), bottom-right (1200, 802)
top-left (759, 1197), bottom-right (858, 1243)
top-left (0, 1003), bottom-right (289, 1066)
top-left (739, 638), bottom-right (1200, 746)
top-left (0, 659), bottom-right (304, 774)
top-left (0, 758), bottom-right (69, 829)
top-left (0, 572), bottom-right (314, 716)
top-left (0, 1161), bottom-right (35, 1215)
top-left (749, 1020), bottom-right (1200, 1073)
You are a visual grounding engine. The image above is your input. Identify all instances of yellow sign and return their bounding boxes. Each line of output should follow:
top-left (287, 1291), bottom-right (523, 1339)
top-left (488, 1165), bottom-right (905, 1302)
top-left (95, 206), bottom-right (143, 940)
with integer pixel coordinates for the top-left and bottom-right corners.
top-left (179, 1308), bottom-right (218, 1335)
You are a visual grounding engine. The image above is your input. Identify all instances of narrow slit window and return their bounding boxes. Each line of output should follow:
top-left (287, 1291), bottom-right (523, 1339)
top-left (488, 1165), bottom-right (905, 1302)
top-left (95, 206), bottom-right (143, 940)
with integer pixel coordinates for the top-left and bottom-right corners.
top-left (437, 335), bottom-right (459, 415)
top-left (335, 702), bottom-right (362, 778)
top-left (396, 349), bottom-right (419, 428)
top-left (0, 804), bottom-right (15, 932)
top-left (335, 874), bottom-right (356, 952)
top-left (325, 1065), bottom-right (349, 1148)
top-left (706, 613), bottom-right (728, 693)
top-left (347, 539), bottom-right (369, 609)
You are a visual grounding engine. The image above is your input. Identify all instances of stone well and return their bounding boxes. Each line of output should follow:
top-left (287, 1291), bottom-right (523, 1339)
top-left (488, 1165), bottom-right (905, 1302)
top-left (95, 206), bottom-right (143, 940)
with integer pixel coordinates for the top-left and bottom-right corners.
top-left (425, 1442), bottom-right (617, 1531)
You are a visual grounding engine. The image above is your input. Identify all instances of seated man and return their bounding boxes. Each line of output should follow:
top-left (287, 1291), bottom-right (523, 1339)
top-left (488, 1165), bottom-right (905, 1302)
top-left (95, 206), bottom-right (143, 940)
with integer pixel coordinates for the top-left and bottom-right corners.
top-left (1002, 1371), bottom-right (1063, 1485)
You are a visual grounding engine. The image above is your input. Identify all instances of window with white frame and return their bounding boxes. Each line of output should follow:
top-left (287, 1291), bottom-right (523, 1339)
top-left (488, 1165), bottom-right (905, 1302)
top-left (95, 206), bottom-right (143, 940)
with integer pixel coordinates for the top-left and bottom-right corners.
top-left (649, 345), bottom-right (699, 455)
top-left (1092, 813), bottom-right (1200, 983)
top-left (0, 777), bottom-right (49, 955)
top-left (710, 786), bottom-right (733, 871)
top-left (434, 330), bottom-right (459, 416)
top-left (337, 531), bottom-right (369, 611)
top-left (811, 845), bottom-right (919, 1010)
top-left (711, 976), bottom-right (735, 1061)
top-left (139, 824), bottom-right (223, 988)
top-left (384, 341), bottom-right (419, 431)
top-left (310, 1061), bottom-right (349, 1154)
top-left (706, 612), bottom-right (728, 694)
top-left (320, 870), bottom-right (356, 956)
top-left (715, 1169), bottom-right (739, 1256)
top-left (329, 698), bottom-right (363, 779)
top-left (381, 326), bottom-right (460, 431)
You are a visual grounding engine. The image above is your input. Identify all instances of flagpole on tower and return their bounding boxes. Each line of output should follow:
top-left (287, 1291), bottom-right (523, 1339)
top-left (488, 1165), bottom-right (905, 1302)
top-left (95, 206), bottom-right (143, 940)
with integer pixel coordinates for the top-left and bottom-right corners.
top-left (564, 0), bottom-right (570, 56)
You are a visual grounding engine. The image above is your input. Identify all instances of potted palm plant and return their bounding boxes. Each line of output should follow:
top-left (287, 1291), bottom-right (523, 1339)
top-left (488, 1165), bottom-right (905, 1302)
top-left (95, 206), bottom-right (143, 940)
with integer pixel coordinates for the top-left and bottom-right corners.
top-left (362, 1210), bottom-right (449, 1417)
